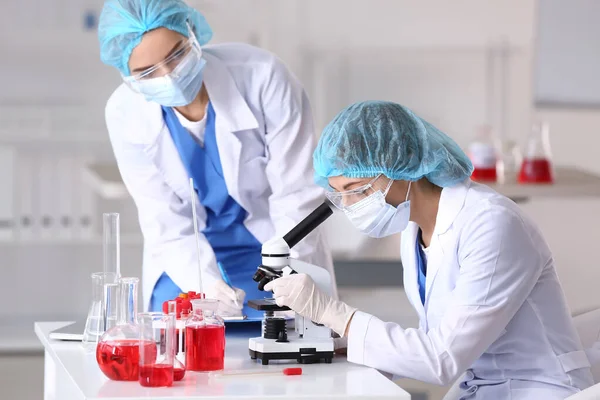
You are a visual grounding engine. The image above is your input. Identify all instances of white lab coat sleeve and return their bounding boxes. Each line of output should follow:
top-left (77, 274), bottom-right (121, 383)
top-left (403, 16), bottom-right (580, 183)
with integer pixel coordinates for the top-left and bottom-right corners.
top-left (346, 205), bottom-right (544, 385)
top-left (105, 104), bottom-right (221, 305)
top-left (260, 57), bottom-right (331, 269)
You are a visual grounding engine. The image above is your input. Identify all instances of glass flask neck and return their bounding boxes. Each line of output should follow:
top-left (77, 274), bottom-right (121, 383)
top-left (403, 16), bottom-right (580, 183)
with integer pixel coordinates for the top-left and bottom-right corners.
top-left (117, 277), bottom-right (139, 326)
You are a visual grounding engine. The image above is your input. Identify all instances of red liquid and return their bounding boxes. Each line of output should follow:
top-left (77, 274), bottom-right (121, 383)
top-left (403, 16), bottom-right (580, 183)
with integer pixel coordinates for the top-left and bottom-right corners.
top-left (471, 167), bottom-right (497, 182)
top-left (96, 340), bottom-right (156, 381)
top-left (174, 367), bottom-right (186, 381)
top-left (185, 325), bottom-right (225, 371)
top-left (518, 158), bottom-right (553, 184)
top-left (139, 364), bottom-right (174, 387)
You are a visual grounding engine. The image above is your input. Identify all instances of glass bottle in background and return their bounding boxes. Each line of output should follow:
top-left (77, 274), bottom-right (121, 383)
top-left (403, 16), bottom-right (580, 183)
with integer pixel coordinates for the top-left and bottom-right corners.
top-left (185, 299), bottom-right (225, 371)
top-left (468, 125), bottom-right (498, 182)
top-left (138, 312), bottom-right (176, 388)
top-left (495, 140), bottom-right (522, 184)
top-left (96, 277), bottom-right (144, 381)
top-left (518, 122), bottom-right (554, 184)
top-left (82, 272), bottom-right (117, 352)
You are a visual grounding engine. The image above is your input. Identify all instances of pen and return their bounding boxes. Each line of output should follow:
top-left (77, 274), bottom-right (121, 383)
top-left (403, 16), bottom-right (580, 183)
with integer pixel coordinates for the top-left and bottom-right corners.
top-left (217, 262), bottom-right (239, 308)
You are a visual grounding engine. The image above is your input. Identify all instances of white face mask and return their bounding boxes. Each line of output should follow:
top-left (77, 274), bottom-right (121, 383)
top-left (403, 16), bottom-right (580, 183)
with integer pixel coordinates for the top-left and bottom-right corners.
top-left (344, 181), bottom-right (412, 238)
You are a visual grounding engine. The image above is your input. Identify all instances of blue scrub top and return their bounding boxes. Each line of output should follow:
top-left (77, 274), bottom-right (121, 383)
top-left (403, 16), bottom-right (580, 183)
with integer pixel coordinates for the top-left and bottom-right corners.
top-left (150, 103), bottom-right (266, 319)
top-left (416, 230), bottom-right (427, 305)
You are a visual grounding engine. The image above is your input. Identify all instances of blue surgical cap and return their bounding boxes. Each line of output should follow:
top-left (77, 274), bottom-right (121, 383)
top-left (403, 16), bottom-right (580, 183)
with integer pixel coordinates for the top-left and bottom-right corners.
top-left (98, 0), bottom-right (213, 76)
top-left (313, 101), bottom-right (473, 188)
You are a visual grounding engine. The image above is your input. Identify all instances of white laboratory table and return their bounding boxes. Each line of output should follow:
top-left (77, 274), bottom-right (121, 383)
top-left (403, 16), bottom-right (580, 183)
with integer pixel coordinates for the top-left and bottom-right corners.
top-left (35, 321), bottom-right (411, 400)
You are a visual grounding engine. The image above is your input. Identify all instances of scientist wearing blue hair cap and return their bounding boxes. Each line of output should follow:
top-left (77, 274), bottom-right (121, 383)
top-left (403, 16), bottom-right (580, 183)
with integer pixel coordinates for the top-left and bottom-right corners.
top-left (266, 101), bottom-right (595, 399)
top-left (98, 0), bottom-right (335, 317)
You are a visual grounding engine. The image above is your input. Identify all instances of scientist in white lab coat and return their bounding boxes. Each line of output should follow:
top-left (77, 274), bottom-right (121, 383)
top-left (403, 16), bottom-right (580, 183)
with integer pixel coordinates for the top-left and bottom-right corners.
top-left (97, 0), bottom-right (334, 316)
top-left (266, 101), bottom-right (596, 399)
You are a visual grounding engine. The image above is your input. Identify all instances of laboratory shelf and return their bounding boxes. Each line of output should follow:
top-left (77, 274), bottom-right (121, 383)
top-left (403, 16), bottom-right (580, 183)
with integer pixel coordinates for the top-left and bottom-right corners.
top-left (84, 164), bottom-right (600, 202)
top-left (487, 167), bottom-right (600, 201)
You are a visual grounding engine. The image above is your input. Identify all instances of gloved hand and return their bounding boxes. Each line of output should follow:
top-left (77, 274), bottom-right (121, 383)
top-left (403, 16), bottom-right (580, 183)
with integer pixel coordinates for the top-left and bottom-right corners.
top-left (205, 280), bottom-right (245, 317)
top-left (264, 274), bottom-right (356, 336)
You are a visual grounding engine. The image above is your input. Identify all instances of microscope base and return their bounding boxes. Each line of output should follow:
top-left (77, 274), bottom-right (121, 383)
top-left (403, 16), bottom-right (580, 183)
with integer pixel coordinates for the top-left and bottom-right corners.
top-left (248, 337), bottom-right (334, 365)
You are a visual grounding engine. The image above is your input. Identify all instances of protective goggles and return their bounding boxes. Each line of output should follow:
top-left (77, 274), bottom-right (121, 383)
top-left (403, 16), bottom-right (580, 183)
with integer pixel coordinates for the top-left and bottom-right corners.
top-left (123, 24), bottom-right (201, 84)
top-left (325, 174), bottom-right (393, 211)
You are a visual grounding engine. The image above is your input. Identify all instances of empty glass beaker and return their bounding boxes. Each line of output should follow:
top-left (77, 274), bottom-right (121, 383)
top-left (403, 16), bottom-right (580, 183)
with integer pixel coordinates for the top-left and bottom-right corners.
top-left (138, 312), bottom-right (176, 387)
top-left (82, 272), bottom-right (117, 352)
top-left (518, 122), bottom-right (554, 184)
top-left (495, 140), bottom-right (522, 184)
top-left (185, 299), bottom-right (225, 371)
top-left (468, 125), bottom-right (498, 182)
top-left (96, 277), bottom-right (141, 381)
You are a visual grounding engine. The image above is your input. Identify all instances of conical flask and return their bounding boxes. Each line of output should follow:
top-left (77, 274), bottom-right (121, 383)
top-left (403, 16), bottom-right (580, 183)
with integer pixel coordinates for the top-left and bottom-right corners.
top-left (518, 122), bottom-right (554, 184)
top-left (82, 272), bottom-right (117, 352)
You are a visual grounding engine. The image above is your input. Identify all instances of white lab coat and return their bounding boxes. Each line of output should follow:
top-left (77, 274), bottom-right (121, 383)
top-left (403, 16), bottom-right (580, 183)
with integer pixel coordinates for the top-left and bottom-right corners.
top-left (105, 43), bottom-right (335, 309)
top-left (347, 179), bottom-right (595, 399)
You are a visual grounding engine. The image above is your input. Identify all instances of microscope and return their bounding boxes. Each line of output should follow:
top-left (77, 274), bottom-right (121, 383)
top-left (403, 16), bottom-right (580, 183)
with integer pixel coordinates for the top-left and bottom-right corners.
top-left (248, 201), bottom-right (336, 365)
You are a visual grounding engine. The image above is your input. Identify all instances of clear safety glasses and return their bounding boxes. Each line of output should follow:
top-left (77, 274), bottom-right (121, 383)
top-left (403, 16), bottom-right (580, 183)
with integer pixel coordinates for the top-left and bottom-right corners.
top-left (325, 174), bottom-right (393, 211)
top-left (122, 24), bottom-right (202, 84)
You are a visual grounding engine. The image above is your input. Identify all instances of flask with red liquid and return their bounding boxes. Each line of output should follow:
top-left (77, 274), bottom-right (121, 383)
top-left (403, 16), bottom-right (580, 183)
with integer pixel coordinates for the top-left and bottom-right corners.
top-left (96, 277), bottom-right (147, 381)
top-left (185, 299), bottom-right (225, 371)
top-left (468, 125), bottom-right (498, 182)
top-left (518, 122), bottom-right (554, 184)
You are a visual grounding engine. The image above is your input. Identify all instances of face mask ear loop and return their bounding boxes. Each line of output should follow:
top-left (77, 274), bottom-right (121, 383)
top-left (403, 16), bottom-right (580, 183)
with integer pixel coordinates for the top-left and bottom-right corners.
top-left (382, 178), bottom-right (394, 197)
top-left (405, 181), bottom-right (412, 202)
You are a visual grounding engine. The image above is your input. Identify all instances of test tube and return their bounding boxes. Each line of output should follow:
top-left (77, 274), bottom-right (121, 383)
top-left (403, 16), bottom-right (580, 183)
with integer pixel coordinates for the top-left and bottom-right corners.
top-left (103, 283), bottom-right (119, 332)
top-left (118, 277), bottom-right (139, 325)
top-left (103, 213), bottom-right (120, 282)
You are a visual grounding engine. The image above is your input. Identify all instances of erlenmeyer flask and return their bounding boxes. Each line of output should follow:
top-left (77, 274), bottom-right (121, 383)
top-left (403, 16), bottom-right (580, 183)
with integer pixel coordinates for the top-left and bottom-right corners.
top-left (518, 122), bottom-right (554, 184)
top-left (82, 272), bottom-right (117, 352)
top-left (96, 277), bottom-right (142, 381)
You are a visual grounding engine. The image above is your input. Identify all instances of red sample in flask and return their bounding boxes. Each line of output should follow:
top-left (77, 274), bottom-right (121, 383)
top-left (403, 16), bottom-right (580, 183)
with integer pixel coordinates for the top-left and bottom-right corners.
top-left (96, 340), bottom-right (156, 381)
top-left (139, 364), bottom-right (174, 387)
top-left (174, 367), bottom-right (186, 381)
top-left (518, 122), bottom-right (554, 184)
top-left (518, 158), bottom-right (553, 184)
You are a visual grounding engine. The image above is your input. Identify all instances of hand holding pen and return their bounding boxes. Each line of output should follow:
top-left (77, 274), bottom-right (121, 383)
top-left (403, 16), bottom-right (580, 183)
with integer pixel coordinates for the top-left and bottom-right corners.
top-left (204, 262), bottom-right (246, 317)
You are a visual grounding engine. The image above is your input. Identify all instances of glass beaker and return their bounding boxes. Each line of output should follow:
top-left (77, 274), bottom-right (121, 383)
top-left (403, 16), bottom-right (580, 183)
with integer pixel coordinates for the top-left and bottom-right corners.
top-left (82, 272), bottom-right (117, 352)
top-left (468, 125), bottom-right (498, 182)
top-left (185, 299), bottom-right (225, 371)
top-left (96, 277), bottom-right (141, 381)
top-left (495, 140), bottom-right (522, 184)
top-left (518, 122), bottom-right (554, 184)
top-left (138, 312), bottom-right (176, 388)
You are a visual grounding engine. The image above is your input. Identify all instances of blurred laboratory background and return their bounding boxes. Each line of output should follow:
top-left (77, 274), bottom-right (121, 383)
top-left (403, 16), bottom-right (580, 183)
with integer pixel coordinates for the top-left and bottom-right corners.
top-left (1, 0), bottom-right (600, 399)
